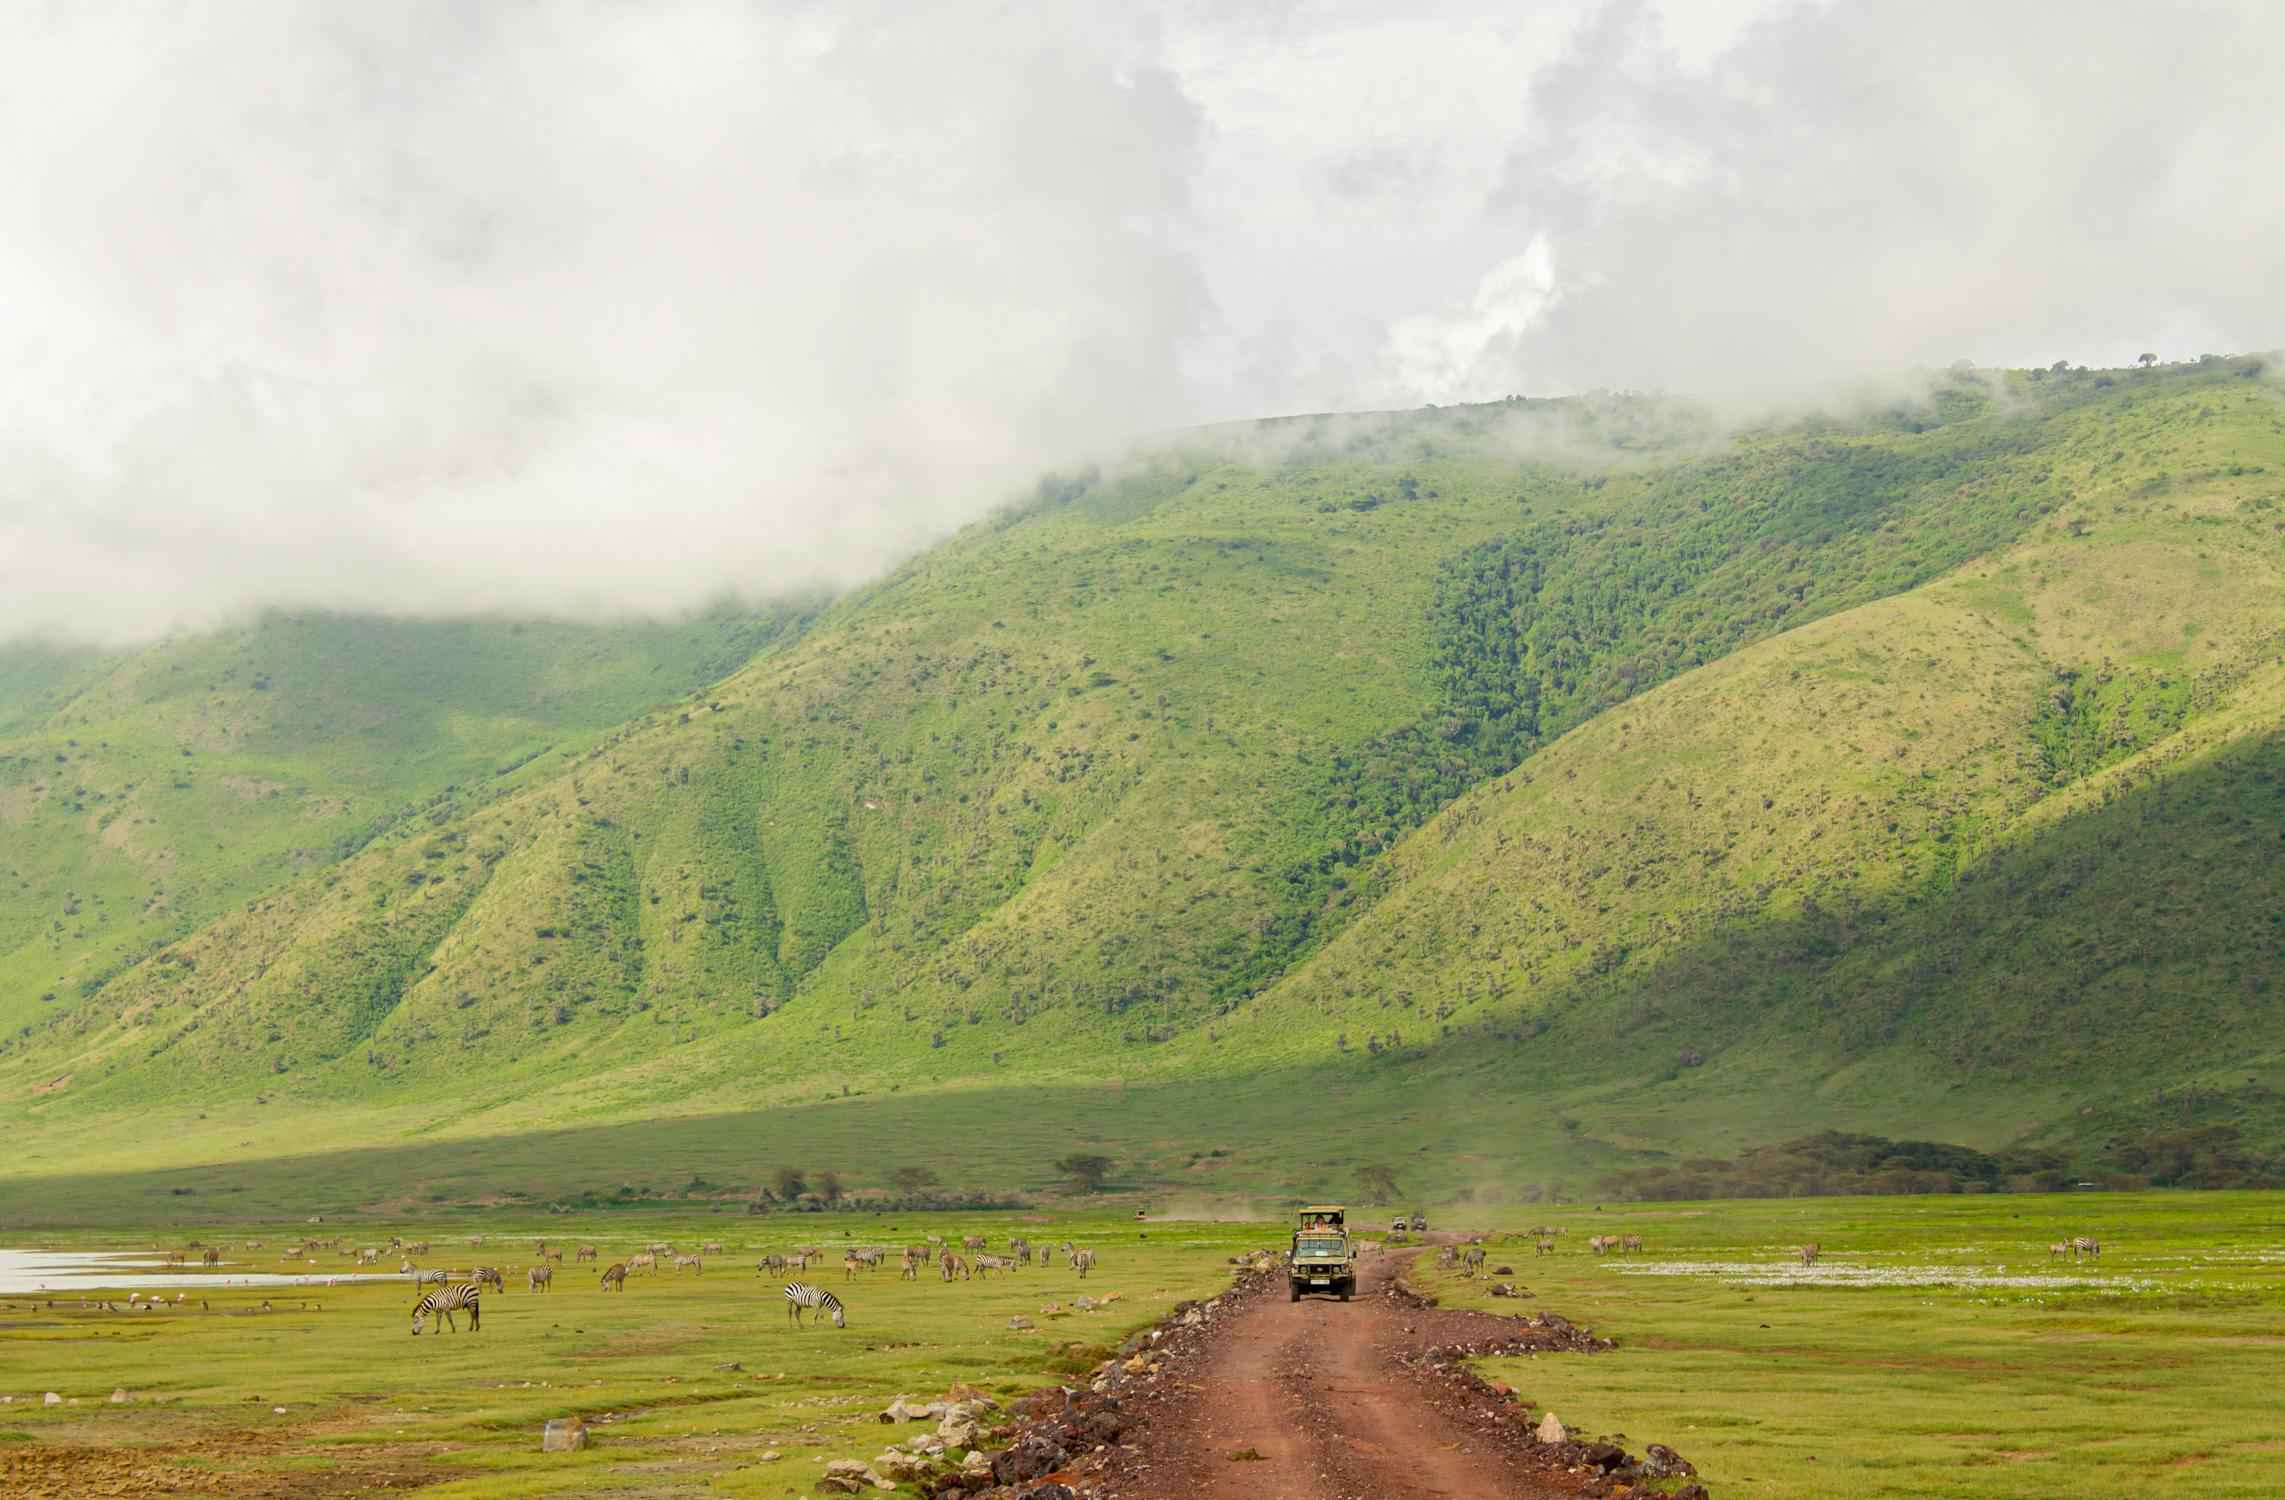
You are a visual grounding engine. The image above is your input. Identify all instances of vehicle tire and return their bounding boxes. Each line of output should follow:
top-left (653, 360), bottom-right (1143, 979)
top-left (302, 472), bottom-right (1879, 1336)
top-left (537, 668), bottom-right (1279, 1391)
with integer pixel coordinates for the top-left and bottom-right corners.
top-left (1338, 1283), bottom-right (1352, 1302)
top-left (1289, 1283), bottom-right (1300, 1302)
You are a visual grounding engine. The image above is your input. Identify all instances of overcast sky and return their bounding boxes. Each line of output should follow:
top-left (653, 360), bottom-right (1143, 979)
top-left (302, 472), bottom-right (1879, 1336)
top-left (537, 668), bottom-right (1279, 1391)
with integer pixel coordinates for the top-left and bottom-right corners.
top-left (3, 0), bottom-right (2280, 642)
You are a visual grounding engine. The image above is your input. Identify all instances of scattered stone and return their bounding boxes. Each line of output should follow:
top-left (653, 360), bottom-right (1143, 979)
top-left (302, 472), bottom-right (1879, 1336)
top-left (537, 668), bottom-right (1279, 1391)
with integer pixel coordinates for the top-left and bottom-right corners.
top-left (43, 1392), bottom-right (61, 1407)
top-left (1493, 1265), bottom-right (1516, 1275)
top-left (1644, 1443), bottom-right (1697, 1478)
top-left (1228, 1446), bottom-right (1267, 1462)
top-left (541, 1416), bottom-right (588, 1452)
top-left (1536, 1411), bottom-right (1567, 1445)
top-left (110, 1389), bottom-right (129, 1404)
top-left (758, 1450), bottom-right (781, 1461)
top-left (1007, 1315), bottom-right (1035, 1331)
top-left (1019, 1485), bottom-right (1077, 1500)
top-left (714, 1360), bottom-right (742, 1373)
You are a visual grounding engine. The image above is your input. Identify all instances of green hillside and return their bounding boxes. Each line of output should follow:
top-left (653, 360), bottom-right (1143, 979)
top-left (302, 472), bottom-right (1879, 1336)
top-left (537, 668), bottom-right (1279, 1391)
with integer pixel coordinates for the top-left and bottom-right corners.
top-left (4, 358), bottom-right (2282, 1220)
top-left (0, 606), bottom-right (811, 1042)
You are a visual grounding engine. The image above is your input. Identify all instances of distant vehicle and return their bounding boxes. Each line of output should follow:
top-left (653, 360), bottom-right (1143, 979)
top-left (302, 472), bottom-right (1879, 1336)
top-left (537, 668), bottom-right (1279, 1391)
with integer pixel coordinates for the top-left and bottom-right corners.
top-left (1389, 1216), bottom-right (1406, 1233)
top-left (1290, 1203), bottom-right (1355, 1303)
top-left (1409, 1213), bottom-right (1427, 1231)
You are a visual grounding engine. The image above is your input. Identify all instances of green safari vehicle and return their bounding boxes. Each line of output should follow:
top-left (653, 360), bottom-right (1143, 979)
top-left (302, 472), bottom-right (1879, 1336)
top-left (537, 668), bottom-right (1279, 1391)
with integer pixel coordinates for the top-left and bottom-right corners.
top-left (1289, 1203), bottom-right (1356, 1302)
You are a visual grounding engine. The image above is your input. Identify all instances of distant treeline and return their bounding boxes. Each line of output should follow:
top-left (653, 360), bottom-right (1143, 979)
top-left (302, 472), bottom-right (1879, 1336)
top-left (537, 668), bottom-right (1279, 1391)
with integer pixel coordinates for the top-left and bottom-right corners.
top-left (1601, 1127), bottom-right (2285, 1200)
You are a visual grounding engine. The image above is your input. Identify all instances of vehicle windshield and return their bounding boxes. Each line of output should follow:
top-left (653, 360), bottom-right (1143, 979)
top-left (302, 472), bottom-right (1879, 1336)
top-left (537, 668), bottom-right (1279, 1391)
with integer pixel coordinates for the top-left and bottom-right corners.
top-left (1296, 1237), bottom-right (1346, 1257)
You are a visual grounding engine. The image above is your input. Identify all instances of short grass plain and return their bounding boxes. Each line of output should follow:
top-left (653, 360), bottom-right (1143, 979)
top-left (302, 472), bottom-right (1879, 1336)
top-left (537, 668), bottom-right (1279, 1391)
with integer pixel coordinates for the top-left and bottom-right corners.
top-left (5, 1192), bottom-right (2279, 1498)
top-left (1426, 1190), bottom-right (2285, 1500)
top-left (0, 1210), bottom-right (1261, 1499)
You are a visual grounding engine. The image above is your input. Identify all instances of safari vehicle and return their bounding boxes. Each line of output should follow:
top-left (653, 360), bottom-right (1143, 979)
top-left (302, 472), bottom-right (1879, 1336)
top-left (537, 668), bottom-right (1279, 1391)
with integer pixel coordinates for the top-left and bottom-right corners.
top-left (1290, 1203), bottom-right (1356, 1302)
top-left (1409, 1212), bottom-right (1427, 1231)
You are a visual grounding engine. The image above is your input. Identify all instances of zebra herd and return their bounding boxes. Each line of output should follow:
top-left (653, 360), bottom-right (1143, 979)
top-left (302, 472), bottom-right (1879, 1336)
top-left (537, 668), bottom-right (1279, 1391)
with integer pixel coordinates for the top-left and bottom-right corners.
top-left (394, 1231), bottom-right (1101, 1333)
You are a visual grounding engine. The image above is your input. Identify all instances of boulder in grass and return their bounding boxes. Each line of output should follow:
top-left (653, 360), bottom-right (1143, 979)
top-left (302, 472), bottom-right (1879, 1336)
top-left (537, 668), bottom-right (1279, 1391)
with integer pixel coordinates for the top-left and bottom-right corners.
top-left (1535, 1411), bottom-right (1567, 1445)
top-left (541, 1416), bottom-right (588, 1452)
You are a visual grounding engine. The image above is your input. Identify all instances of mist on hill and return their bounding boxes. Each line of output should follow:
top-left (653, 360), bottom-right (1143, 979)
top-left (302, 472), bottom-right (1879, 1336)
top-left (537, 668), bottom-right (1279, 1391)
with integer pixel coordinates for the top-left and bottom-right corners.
top-left (2, 0), bottom-right (2279, 642)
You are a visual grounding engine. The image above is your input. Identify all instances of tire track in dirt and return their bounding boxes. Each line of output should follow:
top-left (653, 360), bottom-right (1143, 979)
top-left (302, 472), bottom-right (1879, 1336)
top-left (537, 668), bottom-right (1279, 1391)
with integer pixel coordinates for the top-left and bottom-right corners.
top-left (1080, 1242), bottom-right (1671, 1500)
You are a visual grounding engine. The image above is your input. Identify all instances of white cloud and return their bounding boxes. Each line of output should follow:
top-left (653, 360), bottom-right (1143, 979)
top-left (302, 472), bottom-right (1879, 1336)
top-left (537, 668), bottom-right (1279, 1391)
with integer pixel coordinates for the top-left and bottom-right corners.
top-left (1, 0), bottom-right (2277, 641)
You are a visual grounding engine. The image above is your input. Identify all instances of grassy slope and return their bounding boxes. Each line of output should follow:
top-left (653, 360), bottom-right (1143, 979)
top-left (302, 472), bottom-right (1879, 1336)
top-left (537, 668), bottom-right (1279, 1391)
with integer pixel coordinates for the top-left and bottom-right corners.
top-left (4, 362), bottom-right (2283, 1210)
top-left (0, 607), bottom-right (807, 1038)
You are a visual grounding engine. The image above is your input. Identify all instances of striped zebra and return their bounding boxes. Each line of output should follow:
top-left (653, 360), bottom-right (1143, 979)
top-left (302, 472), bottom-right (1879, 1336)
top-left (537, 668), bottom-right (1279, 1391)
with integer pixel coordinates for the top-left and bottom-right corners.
top-left (900, 1250), bottom-right (923, 1280)
top-left (1070, 1248), bottom-right (1096, 1277)
top-left (2074, 1236), bottom-right (2101, 1260)
top-left (1798, 1243), bottom-right (1821, 1266)
top-left (784, 1281), bottom-right (846, 1328)
top-left (528, 1266), bottom-right (554, 1292)
top-left (674, 1255), bottom-right (704, 1275)
top-left (410, 1268), bottom-right (448, 1288)
top-left (1621, 1235), bottom-right (1644, 1254)
top-left (756, 1253), bottom-right (789, 1275)
top-left (1535, 1237), bottom-right (1557, 1256)
top-left (575, 1246), bottom-right (598, 1263)
top-left (629, 1252), bottom-right (657, 1274)
top-left (939, 1252), bottom-right (968, 1282)
top-left (973, 1253), bottom-right (1015, 1277)
top-left (962, 1235), bottom-right (988, 1252)
top-left (473, 1266), bottom-right (505, 1293)
top-left (599, 1262), bottom-right (628, 1292)
top-left (411, 1284), bottom-right (481, 1334)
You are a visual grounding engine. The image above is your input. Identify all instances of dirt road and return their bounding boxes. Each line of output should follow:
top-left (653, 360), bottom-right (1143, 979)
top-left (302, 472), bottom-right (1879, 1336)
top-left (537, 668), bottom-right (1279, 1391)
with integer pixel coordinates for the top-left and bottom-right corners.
top-left (1087, 1245), bottom-right (1619, 1500)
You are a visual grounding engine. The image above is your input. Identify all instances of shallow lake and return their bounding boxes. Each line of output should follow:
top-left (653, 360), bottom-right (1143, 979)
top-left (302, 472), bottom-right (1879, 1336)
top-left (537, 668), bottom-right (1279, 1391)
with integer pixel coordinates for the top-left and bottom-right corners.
top-left (0, 1248), bottom-right (409, 1296)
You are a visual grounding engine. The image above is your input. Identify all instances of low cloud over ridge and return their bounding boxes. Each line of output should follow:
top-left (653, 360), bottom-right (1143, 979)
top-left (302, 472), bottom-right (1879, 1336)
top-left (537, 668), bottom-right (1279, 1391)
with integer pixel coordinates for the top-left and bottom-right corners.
top-left (1, 1), bottom-right (2278, 641)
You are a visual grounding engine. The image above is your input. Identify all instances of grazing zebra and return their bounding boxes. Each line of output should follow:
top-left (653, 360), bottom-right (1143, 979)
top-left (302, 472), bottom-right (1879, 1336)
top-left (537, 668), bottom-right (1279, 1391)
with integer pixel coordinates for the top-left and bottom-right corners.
top-left (784, 1281), bottom-right (846, 1328)
top-left (1535, 1237), bottom-right (1557, 1256)
top-left (411, 1284), bottom-right (481, 1334)
top-left (939, 1253), bottom-right (968, 1281)
top-left (629, 1252), bottom-right (657, 1274)
top-left (1798, 1243), bottom-right (1821, 1266)
top-left (1071, 1248), bottom-right (1096, 1277)
top-left (674, 1255), bottom-right (704, 1276)
top-left (1621, 1235), bottom-right (1644, 1254)
top-left (202, 1248), bottom-right (222, 1267)
top-left (1462, 1246), bottom-right (1486, 1273)
top-left (843, 1254), bottom-right (865, 1280)
top-left (2074, 1236), bottom-right (2102, 1260)
top-left (702, 1242), bottom-right (725, 1255)
top-left (901, 1251), bottom-right (923, 1280)
top-left (1013, 1240), bottom-right (1033, 1267)
top-left (2049, 1241), bottom-right (2072, 1260)
top-left (543, 1248), bottom-right (564, 1264)
top-left (1589, 1235), bottom-right (1619, 1255)
top-left (528, 1266), bottom-right (554, 1293)
top-left (599, 1262), bottom-right (628, 1292)
top-left (962, 1235), bottom-right (988, 1252)
top-left (410, 1268), bottom-right (447, 1288)
top-left (575, 1245), bottom-right (597, 1263)
top-left (756, 1253), bottom-right (788, 1275)
top-left (473, 1266), bottom-right (505, 1293)
top-left (407, 1242), bottom-right (429, 1256)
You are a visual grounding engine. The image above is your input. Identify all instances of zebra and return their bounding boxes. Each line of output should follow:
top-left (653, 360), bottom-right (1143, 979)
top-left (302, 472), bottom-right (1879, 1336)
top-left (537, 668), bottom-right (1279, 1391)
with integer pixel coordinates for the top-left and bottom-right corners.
top-left (843, 1253), bottom-right (865, 1280)
top-left (900, 1250), bottom-right (923, 1280)
top-left (1071, 1248), bottom-right (1096, 1277)
top-left (411, 1284), bottom-right (481, 1334)
top-left (528, 1266), bottom-right (554, 1293)
top-left (1621, 1235), bottom-right (1644, 1254)
top-left (629, 1252), bottom-right (657, 1274)
top-left (202, 1248), bottom-right (222, 1267)
top-left (962, 1235), bottom-right (988, 1252)
top-left (1462, 1246), bottom-right (1486, 1274)
top-left (2048, 1241), bottom-right (2072, 1260)
top-left (674, 1254), bottom-right (704, 1275)
top-left (1798, 1243), bottom-right (1821, 1266)
top-left (2074, 1236), bottom-right (2102, 1260)
top-left (939, 1252), bottom-right (968, 1282)
top-left (756, 1253), bottom-right (788, 1275)
top-left (702, 1241), bottom-right (725, 1255)
top-left (575, 1245), bottom-right (598, 1263)
top-left (410, 1268), bottom-right (447, 1288)
top-left (472, 1266), bottom-right (505, 1293)
top-left (784, 1281), bottom-right (846, 1328)
top-left (1535, 1237), bottom-right (1557, 1256)
top-left (599, 1262), bottom-right (628, 1292)
top-left (973, 1254), bottom-right (1014, 1277)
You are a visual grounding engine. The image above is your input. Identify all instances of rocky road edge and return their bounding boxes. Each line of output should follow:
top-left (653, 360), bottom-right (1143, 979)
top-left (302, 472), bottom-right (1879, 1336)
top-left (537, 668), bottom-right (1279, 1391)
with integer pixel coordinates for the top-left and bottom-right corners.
top-left (867, 1251), bottom-right (1712, 1500)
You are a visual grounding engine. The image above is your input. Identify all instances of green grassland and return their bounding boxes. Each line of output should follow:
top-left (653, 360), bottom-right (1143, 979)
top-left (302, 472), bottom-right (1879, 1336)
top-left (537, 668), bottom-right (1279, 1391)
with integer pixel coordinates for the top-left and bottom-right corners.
top-left (0, 1210), bottom-right (1259, 1499)
top-left (3, 360), bottom-right (2283, 1206)
top-left (1424, 1189), bottom-right (2285, 1500)
top-left (3, 1192), bottom-right (2279, 1499)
